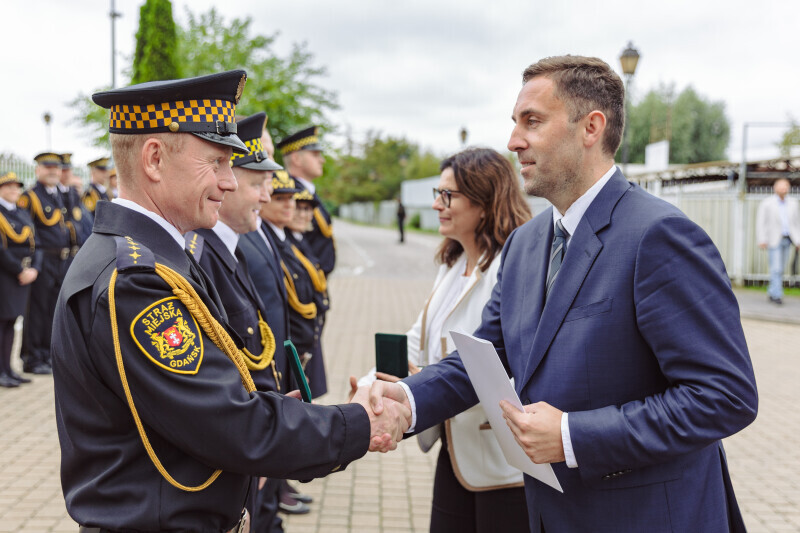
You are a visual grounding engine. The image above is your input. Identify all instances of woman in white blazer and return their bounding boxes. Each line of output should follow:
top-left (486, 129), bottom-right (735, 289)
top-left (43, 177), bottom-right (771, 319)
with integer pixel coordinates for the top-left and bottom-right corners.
top-left (354, 148), bottom-right (532, 532)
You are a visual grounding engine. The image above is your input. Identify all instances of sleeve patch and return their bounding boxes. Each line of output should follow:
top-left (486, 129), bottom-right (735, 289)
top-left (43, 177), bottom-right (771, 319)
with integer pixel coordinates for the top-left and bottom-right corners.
top-left (130, 296), bottom-right (204, 374)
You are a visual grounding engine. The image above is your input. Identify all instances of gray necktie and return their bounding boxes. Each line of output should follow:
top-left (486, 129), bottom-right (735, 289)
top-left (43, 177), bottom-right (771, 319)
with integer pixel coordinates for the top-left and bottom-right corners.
top-left (546, 219), bottom-right (568, 299)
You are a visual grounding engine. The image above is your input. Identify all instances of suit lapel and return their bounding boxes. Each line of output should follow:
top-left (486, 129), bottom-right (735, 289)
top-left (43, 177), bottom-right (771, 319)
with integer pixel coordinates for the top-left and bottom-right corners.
top-left (519, 171), bottom-right (631, 391)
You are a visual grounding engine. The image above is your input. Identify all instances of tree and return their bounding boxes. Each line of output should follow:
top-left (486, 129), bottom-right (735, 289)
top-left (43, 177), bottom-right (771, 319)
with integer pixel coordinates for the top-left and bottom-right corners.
top-left (777, 117), bottom-right (800, 157)
top-left (318, 132), bottom-right (441, 208)
top-left (131, 0), bottom-right (180, 84)
top-left (177, 8), bottom-right (338, 146)
top-left (619, 84), bottom-right (730, 165)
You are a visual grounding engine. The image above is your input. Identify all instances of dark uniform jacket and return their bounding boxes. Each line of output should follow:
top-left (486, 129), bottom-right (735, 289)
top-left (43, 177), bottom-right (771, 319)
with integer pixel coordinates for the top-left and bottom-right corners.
top-left (52, 202), bottom-right (368, 532)
top-left (239, 224), bottom-right (290, 391)
top-left (187, 228), bottom-right (287, 393)
top-left (266, 224), bottom-right (319, 357)
top-left (82, 182), bottom-right (111, 214)
top-left (60, 185), bottom-right (92, 248)
top-left (0, 204), bottom-right (41, 320)
top-left (293, 177), bottom-right (335, 275)
top-left (18, 182), bottom-right (71, 252)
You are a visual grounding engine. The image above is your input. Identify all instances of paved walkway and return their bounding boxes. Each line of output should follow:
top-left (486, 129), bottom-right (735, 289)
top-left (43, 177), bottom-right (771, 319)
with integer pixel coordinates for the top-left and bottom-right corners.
top-left (0, 219), bottom-right (798, 532)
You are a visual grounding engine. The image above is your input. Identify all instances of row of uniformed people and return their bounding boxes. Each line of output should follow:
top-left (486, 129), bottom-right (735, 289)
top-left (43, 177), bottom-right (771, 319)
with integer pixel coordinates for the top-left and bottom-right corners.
top-left (51, 70), bottom-right (408, 533)
top-left (2, 153), bottom-right (117, 377)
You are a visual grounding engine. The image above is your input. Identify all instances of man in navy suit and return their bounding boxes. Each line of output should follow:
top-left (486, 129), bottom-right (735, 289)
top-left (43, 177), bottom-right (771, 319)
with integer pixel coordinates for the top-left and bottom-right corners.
top-left (370, 55), bottom-right (758, 532)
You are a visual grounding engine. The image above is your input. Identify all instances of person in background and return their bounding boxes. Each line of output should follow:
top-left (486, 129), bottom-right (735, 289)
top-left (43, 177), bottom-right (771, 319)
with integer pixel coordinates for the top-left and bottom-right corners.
top-left (396, 198), bottom-right (406, 243)
top-left (354, 148), bottom-right (532, 532)
top-left (81, 156), bottom-right (112, 214)
top-left (17, 152), bottom-right (71, 375)
top-left (0, 171), bottom-right (40, 387)
top-left (108, 167), bottom-right (119, 199)
top-left (756, 178), bottom-right (800, 304)
top-left (58, 153), bottom-right (92, 257)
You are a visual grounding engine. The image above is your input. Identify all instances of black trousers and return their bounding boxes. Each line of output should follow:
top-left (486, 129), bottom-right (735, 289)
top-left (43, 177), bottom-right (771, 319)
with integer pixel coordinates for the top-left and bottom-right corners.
top-left (251, 477), bottom-right (283, 533)
top-left (0, 319), bottom-right (15, 374)
top-left (430, 436), bottom-right (529, 533)
top-left (23, 255), bottom-right (68, 366)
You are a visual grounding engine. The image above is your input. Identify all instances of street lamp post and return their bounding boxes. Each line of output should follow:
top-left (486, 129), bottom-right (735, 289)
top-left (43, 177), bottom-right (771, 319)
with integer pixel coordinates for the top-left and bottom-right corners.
top-left (619, 42), bottom-right (640, 175)
top-left (110, 0), bottom-right (122, 88)
top-left (459, 126), bottom-right (468, 148)
top-left (43, 112), bottom-right (52, 150)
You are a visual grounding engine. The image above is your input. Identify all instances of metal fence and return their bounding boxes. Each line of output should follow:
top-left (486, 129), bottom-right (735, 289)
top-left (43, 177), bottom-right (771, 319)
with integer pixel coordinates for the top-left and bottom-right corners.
top-left (1, 155), bottom-right (90, 188)
top-left (338, 187), bottom-right (799, 285)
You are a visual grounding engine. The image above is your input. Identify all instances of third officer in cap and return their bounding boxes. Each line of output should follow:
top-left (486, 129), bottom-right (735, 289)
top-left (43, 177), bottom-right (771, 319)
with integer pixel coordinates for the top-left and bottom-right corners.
top-left (52, 70), bottom-right (410, 533)
top-left (82, 156), bottom-right (113, 213)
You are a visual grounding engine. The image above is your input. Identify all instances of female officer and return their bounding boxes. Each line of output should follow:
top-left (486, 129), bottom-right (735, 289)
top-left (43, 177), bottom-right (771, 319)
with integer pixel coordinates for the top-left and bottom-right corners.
top-left (0, 172), bottom-right (41, 387)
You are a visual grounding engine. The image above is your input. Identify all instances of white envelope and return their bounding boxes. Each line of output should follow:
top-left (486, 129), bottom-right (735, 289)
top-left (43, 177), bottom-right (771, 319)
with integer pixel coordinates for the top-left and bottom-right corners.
top-left (450, 330), bottom-right (563, 493)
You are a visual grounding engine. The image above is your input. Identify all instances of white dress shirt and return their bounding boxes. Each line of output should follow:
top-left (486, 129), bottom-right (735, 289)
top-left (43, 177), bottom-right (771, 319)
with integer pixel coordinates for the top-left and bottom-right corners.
top-left (0, 197), bottom-right (16, 211)
top-left (211, 220), bottom-right (240, 259)
top-left (294, 176), bottom-right (315, 195)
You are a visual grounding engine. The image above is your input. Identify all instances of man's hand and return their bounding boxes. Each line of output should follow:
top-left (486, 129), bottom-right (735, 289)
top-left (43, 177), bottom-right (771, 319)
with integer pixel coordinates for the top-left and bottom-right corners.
top-left (18, 267), bottom-right (38, 286)
top-left (350, 385), bottom-right (411, 452)
top-left (500, 401), bottom-right (565, 464)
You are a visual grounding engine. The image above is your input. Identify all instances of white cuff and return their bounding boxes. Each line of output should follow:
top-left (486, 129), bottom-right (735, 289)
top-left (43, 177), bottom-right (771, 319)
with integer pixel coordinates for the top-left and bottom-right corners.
top-left (561, 412), bottom-right (578, 468)
top-left (397, 381), bottom-right (417, 433)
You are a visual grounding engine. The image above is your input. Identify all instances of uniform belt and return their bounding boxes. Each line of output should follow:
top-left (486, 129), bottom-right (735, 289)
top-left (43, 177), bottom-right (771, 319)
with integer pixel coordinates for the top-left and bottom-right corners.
top-left (43, 247), bottom-right (71, 260)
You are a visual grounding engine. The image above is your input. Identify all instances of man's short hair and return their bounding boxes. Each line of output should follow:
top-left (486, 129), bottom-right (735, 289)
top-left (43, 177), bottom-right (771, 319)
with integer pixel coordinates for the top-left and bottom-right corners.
top-left (522, 55), bottom-right (625, 157)
top-left (110, 133), bottom-right (185, 187)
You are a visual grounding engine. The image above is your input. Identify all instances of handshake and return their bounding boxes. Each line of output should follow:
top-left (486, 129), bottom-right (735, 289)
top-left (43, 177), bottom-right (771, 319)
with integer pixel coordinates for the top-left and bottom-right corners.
top-left (348, 380), bottom-right (412, 453)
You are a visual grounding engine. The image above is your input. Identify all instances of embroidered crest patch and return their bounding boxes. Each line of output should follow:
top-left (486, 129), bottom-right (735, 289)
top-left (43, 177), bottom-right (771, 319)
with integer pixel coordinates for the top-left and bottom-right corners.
top-left (130, 297), bottom-right (204, 374)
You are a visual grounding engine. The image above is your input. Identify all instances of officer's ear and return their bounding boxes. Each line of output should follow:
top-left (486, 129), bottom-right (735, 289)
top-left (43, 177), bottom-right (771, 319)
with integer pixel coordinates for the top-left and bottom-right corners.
top-left (140, 137), bottom-right (166, 184)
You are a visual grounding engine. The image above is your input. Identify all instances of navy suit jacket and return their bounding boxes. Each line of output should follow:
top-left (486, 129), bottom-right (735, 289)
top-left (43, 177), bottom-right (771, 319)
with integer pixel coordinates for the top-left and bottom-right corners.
top-left (404, 170), bottom-right (758, 532)
top-left (239, 223), bottom-right (290, 391)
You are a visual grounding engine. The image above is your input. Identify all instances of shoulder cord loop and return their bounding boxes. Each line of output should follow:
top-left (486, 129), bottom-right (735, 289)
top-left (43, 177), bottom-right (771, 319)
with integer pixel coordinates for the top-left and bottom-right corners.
top-left (27, 191), bottom-right (64, 227)
top-left (241, 311), bottom-right (276, 372)
top-left (313, 207), bottom-right (333, 239)
top-left (290, 244), bottom-right (327, 293)
top-left (108, 263), bottom-right (256, 492)
top-left (0, 211), bottom-right (34, 249)
top-left (281, 260), bottom-right (317, 319)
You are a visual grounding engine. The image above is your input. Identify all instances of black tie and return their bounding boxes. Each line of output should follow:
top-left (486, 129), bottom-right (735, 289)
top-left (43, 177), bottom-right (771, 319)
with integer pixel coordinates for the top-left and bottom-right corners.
top-left (546, 219), bottom-right (568, 299)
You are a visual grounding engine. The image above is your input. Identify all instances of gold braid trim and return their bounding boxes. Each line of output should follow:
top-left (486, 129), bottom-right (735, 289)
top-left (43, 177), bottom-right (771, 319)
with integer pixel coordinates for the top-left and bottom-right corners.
top-left (291, 244), bottom-right (327, 293)
top-left (108, 264), bottom-right (256, 493)
top-left (27, 191), bottom-right (63, 227)
top-left (83, 189), bottom-right (99, 212)
top-left (241, 311), bottom-right (276, 371)
top-left (281, 261), bottom-right (317, 319)
top-left (313, 207), bottom-right (333, 239)
top-left (0, 211), bottom-right (34, 247)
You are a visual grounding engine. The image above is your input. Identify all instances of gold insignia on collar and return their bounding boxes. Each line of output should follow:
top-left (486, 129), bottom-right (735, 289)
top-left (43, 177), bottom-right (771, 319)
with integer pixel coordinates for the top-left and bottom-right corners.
top-left (130, 297), bottom-right (204, 374)
top-left (235, 74), bottom-right (247, 104)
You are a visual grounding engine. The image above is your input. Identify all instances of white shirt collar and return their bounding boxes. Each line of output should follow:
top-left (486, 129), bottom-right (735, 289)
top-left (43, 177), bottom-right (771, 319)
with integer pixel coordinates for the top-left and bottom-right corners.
top-left (294, 176), bottom-right (315, 195)
top-left (96, 183), bottom-right (107, 194)
top-left (292, 231), bottom-right (304, 241)
top-left (45, 185), bottom-right (58, 195)
top-left (256, 226), bottom-right (275, 254)
top-left (58, 184), bottom-right (69, 192)
top-left (553, 164), bottom-right (617, 240)
top-left (0, 197), bottom-right (16, 211)
top-left (266, 220), bottom-right (286, 241)
top-left (111, 198), bottom-right (185, 247)
top-left (212, 220), bottom-right (240, 260)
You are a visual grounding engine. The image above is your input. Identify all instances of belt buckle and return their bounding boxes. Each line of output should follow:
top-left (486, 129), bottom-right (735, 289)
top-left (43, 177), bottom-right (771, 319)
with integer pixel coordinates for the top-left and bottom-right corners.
top-left (21, 257), bottom-right (32, 269)
top-left (60, 248), bottom-right (70, 260)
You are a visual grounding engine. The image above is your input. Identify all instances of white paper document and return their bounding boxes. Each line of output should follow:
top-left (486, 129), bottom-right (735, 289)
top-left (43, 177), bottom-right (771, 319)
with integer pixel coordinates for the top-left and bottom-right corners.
top-left (450, 331), bottom-right (563, 492)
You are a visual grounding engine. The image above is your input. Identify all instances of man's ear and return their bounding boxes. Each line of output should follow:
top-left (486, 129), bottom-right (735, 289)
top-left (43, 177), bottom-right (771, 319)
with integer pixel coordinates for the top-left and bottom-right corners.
top-left (140, 137), bottom-right (165, 183)
top-left (582, 110), bottom-right (607, 150)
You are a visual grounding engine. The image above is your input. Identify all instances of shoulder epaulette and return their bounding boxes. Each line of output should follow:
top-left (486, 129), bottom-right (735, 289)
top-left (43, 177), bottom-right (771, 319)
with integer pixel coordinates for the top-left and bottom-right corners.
top-left (114, 236), bottom-right (155, 271)
top-left (17, 191), bottom-right (31, 210)
top-left (185, 231), bottom-right (205, 262)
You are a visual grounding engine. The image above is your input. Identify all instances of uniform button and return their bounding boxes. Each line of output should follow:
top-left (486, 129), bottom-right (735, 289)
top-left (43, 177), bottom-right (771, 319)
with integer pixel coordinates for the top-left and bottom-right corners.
top-left (247, 327), bottom-right (254, 335)
top-left (45, 206), bottom-right (51, 212)
top-left (62, 207), bottom-right (67, 213)
top-left (293, 274), bottom-right (298, 279)
top-left (323, 299), bottom-right (329, 305)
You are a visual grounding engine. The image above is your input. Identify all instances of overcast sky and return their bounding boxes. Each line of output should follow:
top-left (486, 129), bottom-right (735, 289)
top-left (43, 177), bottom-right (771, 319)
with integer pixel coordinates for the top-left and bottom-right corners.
top-left (2, 0), bottom-right (799, 168)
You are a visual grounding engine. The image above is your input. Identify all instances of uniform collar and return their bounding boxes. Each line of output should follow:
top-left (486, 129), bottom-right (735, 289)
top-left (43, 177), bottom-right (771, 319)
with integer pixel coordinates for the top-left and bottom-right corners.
top-left (266, 220), bottom-right (286, 241)
top-left (111, 198), bottom-right (185, 248)
top-left (0, 197), bottom-right (16, 211)
top-left (211, 220), bottom-right (240, 260)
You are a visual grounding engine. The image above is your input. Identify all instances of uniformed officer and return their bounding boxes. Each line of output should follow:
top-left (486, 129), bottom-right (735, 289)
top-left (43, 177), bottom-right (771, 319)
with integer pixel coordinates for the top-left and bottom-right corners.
top-left (187, 111), bottom-right (289, 533)
top-left (0, 172), bottom-right (40, 387)
top-left (108, 166), bottom-right (119, 198)
top-left (276, 127), bottom-right (335, 276)
top-left (17, 152), bottom-right (72, 374)
top-left (81, 156), bottom-right (112, 214)
top-left (286, 189), bottom-right (329, 398)
top-left (58, 153), bottom-right (92, 255)
top-left (52, 70), bottom-right (409, 533)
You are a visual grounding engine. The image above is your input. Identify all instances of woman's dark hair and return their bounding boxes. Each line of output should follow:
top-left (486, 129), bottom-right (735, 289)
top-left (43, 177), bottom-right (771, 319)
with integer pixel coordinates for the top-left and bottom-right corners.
top-left (436, 148), bottom-right (532, 272)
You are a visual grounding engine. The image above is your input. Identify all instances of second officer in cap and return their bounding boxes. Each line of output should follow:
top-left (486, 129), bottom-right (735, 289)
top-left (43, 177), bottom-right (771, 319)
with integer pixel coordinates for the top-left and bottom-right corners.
top-left (52, 70), bottom-right (409, 533)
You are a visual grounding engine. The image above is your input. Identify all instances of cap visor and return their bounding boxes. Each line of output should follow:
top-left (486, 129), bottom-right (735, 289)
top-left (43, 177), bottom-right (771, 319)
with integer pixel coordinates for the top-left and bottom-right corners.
top-left (192, 132), bottom-right (249, 154)
top-left (240, 158), bottom-right (283, 171)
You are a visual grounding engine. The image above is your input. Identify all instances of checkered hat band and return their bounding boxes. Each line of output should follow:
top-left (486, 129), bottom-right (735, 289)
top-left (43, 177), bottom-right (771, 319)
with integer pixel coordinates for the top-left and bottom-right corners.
top-left (231, 137), bottom-right (265, 161)
top-left (109, 99), bottom-right (236, 132)
top-left (280, 136), bottom-right (319, 154)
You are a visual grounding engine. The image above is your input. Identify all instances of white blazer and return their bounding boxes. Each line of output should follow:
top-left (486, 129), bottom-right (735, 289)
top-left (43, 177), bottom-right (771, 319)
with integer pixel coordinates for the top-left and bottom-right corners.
top-left (366, 253), bottom-right (523, 491)
top-left (756, 194), bottom-right (800, 248)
